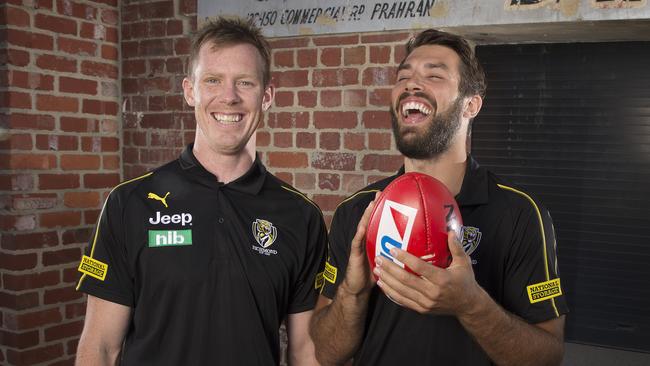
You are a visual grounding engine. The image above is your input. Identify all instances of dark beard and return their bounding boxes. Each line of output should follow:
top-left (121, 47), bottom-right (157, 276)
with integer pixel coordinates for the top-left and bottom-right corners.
top-left (390, 96), bottom-right (463, 160)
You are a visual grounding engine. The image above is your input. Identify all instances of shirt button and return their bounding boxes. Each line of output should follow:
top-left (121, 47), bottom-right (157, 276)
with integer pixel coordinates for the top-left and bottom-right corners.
top-left (218, 217), bottom-right (224, 224)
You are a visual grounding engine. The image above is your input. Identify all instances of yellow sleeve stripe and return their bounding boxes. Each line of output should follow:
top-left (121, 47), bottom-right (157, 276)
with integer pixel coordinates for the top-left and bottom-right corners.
top-left (496, 184), bottom-right (559, 317)
top-left (334, 189), bottom-right (381, 212)
top-left (280, 186), bottom-right (322, 213)
top-left (76, 172), bottom-right (153, 291)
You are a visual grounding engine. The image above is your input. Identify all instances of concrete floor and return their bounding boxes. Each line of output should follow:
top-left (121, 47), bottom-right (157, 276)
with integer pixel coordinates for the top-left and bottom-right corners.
top-left (563, 343), bottom-right (650, 366)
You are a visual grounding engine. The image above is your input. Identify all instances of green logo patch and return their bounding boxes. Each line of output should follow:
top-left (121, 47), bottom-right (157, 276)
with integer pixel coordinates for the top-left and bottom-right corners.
top-left (148, 230), bottom-right (192, 247)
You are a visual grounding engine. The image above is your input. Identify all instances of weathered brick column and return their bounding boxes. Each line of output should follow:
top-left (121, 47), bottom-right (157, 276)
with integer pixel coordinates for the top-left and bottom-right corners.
top-left (1, 0), bottom-right (120, 364)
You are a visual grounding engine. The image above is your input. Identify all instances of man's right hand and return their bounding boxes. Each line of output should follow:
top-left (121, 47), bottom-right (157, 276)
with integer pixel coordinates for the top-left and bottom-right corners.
top-left (340, 195), bottom-right (379, 297)
top-left (310, 195), bottom-right (380, 366)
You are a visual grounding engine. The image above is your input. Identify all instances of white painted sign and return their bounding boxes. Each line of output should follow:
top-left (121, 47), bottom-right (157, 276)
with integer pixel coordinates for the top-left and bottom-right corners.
top-left (198, 0), bottom-right (649, 37)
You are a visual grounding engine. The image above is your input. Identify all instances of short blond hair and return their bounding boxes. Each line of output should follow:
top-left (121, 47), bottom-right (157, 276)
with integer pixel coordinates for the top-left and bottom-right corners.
top-left (188, 17), bottom-right (271, 86)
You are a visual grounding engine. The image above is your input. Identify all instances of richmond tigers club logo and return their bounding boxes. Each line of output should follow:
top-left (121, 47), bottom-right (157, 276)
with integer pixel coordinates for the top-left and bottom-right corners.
top-left (460, 226), bottom-right (482, 256)
top-left (252, 219), bottom-right (277, 248)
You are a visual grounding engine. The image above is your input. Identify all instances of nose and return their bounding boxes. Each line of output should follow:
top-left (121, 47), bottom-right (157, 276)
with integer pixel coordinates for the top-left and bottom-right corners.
top-left (405, 75), bottom-right (423, 92)
top-left (219, 82), bottom-right (241, 105)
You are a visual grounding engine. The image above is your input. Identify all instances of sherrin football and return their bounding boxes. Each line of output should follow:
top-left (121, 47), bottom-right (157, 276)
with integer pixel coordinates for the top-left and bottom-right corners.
top-left (366, 172), bottom-right (463, 276)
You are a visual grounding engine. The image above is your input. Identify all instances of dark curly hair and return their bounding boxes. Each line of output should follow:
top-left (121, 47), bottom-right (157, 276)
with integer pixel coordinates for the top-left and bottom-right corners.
top-left (402, 29), bottom-right (486, 98)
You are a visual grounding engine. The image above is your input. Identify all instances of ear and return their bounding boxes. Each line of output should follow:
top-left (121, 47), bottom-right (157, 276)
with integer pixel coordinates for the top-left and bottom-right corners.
top-left (261, 83), bottom-right (275, 111)
top-left (462, 95), bottom-right (482, 119)
top-left (182, 77), bottom-right (196, 107)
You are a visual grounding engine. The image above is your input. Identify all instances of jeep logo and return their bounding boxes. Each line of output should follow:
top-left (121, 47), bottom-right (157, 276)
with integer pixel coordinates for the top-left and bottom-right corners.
top-left (149, 211), bottom-right (193, 226)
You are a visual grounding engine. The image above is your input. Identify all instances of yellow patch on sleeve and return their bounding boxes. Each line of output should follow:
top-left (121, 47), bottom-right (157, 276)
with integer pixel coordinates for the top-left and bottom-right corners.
top-left (323, 262), bottom-right (338, 284)
top-left (527, 278), bottom-right (562, 304)
top-left (315, 271), bottom-right (324, 290)
top-left (78, 255), bottom-right (108, 281)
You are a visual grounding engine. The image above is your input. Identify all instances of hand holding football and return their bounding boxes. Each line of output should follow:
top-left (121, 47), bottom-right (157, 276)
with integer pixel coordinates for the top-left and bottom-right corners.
top-left (366, 173), bottom-right (463, 276)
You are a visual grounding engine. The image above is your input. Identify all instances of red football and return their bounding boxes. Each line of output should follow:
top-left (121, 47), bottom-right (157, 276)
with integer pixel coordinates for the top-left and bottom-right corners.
top-left (366, 172), bottom-right (463, 276)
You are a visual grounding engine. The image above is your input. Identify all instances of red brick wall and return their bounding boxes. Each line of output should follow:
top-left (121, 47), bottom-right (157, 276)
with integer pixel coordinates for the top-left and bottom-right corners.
top-left (262, 33), bottom-right (408, 223)
top-left (1, 0), bottom-right (120, 364)
top-left (121, 2), bottom-right (408, 224)
top-left (121, 0), bottom-right (196, 180)
top-left (1, 0), bottom-right (407, 363)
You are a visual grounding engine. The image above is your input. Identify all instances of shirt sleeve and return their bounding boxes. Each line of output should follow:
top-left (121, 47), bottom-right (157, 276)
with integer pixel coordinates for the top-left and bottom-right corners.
top-left (320, 200), bottom-right (358, 299)
top-left (76, 191), bottom-right (135, 307)
top-left (287, 205), bottom-right (328, 313)
top-left (502, 200), bottom-right (569, 323)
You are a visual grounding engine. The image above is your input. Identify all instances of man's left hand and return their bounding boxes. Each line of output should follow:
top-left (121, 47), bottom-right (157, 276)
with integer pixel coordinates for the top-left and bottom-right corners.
top-left (374, 231), bottom-right (483, 317)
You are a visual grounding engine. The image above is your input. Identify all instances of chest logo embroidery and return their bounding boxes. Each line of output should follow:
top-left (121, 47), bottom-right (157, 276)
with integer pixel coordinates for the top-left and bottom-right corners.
top-left (252, 219), bottom-right (277, 248)
top-left (148, 230), bottom-right (192, 247)
top-left (148, 191), bottom-right (170, 208)
top-left (460, 226), bottom-right (482, 256)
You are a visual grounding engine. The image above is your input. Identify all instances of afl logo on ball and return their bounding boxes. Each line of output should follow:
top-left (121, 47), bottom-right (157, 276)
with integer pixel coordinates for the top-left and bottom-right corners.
top-left (375, 200), bottom-right (418, 268)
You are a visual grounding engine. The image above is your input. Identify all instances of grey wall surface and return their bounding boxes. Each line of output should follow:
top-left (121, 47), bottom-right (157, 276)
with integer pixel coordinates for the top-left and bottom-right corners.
top-left (563, 343), bottom-right (650, 366)
top-left (200, 0), bottom-right (650, 38)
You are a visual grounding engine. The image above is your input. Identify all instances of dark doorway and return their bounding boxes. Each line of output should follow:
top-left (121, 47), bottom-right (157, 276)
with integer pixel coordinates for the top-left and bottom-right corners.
top-left (473, 42), bottom-right (650, 352)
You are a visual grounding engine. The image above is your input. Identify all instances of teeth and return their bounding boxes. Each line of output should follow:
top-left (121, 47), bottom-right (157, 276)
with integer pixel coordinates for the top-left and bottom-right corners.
top-left (401, 102), bottom-right (431, 117)
top-left (212, 113), bottom-right (242, 123)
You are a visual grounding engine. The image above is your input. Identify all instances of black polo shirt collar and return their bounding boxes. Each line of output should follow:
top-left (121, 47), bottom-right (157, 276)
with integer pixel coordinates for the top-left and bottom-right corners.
top-left (178, 144), bottom-right (266, 195)
top-left (394, 155), bottom-right (489, 207)
top-left (455, 155), bottom-right (489, 207)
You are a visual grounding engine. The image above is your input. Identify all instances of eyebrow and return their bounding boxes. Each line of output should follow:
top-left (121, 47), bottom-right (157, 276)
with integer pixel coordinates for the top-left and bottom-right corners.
top-left (201, 72), bottom-right (259, 80)
top-left (397, 62), bottom-right (449, 72)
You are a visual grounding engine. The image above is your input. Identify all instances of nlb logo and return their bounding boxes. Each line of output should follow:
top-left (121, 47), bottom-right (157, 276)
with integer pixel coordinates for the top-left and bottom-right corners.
top-left (148, 211), bottom-right (192, 226)
top-left (148, 230), bottom-right (192, 247)
top-left (374, 199), bottom-right (418, 268)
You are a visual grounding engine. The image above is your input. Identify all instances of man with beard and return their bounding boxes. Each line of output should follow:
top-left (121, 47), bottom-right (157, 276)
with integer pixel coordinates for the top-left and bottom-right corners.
top-left (310, 29), bottom-right (568, 365)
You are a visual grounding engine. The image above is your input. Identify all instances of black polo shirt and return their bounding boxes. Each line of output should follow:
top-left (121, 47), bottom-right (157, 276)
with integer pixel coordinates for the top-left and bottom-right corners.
top-left (321, 156), bottom-right (568, 365)
top-left (77, 145), bottom-right (327, 365)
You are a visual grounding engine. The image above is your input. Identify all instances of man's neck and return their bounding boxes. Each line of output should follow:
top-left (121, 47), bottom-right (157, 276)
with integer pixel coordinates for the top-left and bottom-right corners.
top-left (192, 143), bottom-right (255, 184)
top-left (404, 143), bottom-right (467, 196)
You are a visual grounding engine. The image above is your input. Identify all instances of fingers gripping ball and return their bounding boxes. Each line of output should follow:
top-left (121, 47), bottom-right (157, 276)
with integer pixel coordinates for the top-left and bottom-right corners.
top-left (366, 173), bottom-right (463, 277)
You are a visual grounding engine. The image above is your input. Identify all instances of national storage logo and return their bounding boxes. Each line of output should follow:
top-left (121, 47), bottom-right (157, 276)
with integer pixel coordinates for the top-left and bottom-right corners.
top-left (148, 230), bottom-right (192, 247)
top-left (78, 255), bottom-right (108, 281)
top-left (527, 278), bottom-right (562, 304)
top-left (323, 262), bottom-right (337, 284)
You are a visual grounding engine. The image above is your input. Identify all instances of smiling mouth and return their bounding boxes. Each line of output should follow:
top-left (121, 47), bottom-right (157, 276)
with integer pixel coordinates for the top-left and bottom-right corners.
top-left (400, 101), bottom-right (432, 124)
top-left (211, 113), bottom-right (243, 124)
